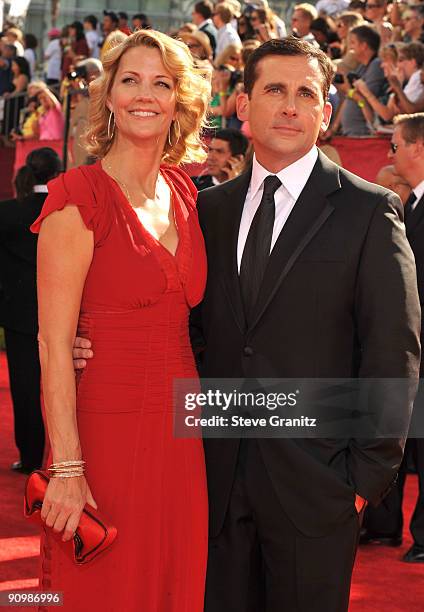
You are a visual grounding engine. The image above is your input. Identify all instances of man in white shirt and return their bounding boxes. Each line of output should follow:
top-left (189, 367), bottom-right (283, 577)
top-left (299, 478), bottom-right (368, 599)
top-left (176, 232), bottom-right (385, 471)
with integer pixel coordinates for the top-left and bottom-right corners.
top-left (213, 2), bottom-right (242, 57)
top-left (194, 37), bottom-right (419, 612)
top-left (291, 3), bottom-right (319, 46)
top-left (83, 15), bottom-right (100, 59)
top-left (369, 113), bottom-right (424, 565)
top-left (71, 37), bottom-right (421, 611)
top-left (192, 0), bottom-right (218, 56)
top-left (44, 28), bottom-right (62, 85)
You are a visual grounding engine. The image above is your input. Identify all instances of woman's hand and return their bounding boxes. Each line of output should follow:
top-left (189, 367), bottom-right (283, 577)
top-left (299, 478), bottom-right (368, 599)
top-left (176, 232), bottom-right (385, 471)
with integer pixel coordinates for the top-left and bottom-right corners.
top-left (353, 78), bottom-right (370, 97)
top-left (255, 24), bottom-right (274, 42)
top-left (41, 475), bottom-right (97, 542)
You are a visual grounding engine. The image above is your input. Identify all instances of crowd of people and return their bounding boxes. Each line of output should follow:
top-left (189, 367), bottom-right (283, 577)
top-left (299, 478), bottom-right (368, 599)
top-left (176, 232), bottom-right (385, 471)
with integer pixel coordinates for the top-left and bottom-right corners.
top-left (0, 0), bottom-right (423, 175)
top-left (1, 1), bottom-right (424, 610)
top-left (0, 0), bottom-right (424, 155)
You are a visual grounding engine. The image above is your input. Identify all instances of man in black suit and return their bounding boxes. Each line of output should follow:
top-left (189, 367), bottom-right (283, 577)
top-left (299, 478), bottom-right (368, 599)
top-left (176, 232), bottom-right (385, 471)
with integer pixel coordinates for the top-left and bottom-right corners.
top-left (192, 128), bottom-right (249, 191)
top-left (192, 0), bottom-right (218, 57)
top-left (361, 113), bottom-right (424, 563)
top-left (192, 39), bottom-right (421, 611)
top-left (72, 39), bottom-right (420, 610)
top-left (0, 147), bottom-right (61, 473)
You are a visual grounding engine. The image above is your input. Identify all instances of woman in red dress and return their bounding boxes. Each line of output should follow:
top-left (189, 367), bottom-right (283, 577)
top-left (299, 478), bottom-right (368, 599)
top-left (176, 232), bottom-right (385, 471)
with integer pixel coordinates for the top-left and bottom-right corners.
top-left (31, 30), bottom-right (210, 611)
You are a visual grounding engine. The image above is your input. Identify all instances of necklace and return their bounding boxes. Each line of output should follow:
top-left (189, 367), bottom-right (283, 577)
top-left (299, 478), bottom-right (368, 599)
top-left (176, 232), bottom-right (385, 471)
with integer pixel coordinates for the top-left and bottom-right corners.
top-left (102, 159), bottom-right (138, 207)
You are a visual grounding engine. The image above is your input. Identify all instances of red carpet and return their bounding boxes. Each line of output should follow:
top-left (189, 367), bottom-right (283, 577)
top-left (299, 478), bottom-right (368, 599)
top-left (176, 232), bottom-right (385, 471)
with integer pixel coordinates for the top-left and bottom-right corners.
top-left (0, 350), bottom-right (423, 609)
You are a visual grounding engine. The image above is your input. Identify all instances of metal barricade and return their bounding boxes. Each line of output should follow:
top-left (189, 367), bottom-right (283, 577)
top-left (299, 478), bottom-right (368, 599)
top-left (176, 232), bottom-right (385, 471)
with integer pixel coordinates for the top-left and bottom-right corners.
top-left (1, 91), bottom-right (29, 137)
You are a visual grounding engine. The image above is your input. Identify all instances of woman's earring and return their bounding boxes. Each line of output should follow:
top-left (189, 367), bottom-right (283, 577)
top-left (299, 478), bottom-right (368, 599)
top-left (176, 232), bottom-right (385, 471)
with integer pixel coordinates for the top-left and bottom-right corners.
top-left (174, 119), bottom-right (181, 143)
top-left (107, 111), bottom-right (115, 140)
top-left (168, 119), bottom-right (181, 147)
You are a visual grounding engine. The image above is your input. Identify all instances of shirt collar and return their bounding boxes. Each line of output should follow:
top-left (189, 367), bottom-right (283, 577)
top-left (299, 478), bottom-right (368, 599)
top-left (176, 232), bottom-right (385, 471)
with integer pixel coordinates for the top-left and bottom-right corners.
top-left (198, 19), bottom-right (211, 29)
top-left (33, 184), bottom-right (48, 193)
top-left (412, 178), bottom-right (424, 204)
top-left (250, 146), bottom-right (319, 202)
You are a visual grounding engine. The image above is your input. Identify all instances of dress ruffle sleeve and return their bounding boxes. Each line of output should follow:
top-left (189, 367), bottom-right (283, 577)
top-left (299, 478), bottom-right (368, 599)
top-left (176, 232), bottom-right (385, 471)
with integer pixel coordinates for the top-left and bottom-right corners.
top-left (161, 165), bottom-right (198, 212)
top-left (30, 167), bottom-right (103, 243)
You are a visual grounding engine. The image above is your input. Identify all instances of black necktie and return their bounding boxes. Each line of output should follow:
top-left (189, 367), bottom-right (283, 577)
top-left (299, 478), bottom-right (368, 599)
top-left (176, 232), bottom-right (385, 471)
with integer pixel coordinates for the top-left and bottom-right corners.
top-left (404, 192), bottom-right (417, 221)
top-left (240, 175), bottom-right (282, 325)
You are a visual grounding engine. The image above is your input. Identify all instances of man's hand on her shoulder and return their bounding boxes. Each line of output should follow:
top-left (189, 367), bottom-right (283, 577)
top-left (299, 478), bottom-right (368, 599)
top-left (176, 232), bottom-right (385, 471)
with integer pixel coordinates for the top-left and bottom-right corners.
top-left (73, 336), bottom-right (93, 370)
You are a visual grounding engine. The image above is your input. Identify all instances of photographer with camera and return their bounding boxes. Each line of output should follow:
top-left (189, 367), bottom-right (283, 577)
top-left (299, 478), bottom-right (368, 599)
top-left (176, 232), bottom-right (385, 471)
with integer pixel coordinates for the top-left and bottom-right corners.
top-left (68, 58), bottom-right (103, 168)
top-left (339, 24), bottom-right (387, 136)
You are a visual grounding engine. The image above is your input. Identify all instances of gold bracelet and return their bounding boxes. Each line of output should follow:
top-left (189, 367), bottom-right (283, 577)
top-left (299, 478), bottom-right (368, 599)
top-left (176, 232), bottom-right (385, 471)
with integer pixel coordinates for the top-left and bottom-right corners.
top-left (49, 460), bottom-right (85, 469)
top-left (50, 471), bottom-right (84, 478)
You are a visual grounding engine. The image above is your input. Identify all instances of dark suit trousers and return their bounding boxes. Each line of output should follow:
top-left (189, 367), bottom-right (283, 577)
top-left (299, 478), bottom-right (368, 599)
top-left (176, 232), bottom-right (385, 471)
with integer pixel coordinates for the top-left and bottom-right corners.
top-left (362, 382), bottom-right (424, 545)
top-left (4, 328), bottom-right (45, 469)
top-left (363, 438), bottom-right (424, 545)
top-left (204, 440), bottom-right (362, 612)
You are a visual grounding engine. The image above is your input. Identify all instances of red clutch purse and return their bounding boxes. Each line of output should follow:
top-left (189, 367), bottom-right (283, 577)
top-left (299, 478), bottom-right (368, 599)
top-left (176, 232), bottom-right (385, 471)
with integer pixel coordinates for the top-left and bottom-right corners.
top-left (24, 470), bottom-right (117, 564)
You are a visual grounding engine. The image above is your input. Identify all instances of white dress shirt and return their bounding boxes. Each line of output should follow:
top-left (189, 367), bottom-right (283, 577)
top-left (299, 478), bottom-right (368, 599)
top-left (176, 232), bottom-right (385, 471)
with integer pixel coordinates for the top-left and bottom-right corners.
top-left (411, 178), bottom-right (424, 211)
top-left (85, 29), bottom-right (100, 59)
top-left (237, 146), bottom-right (319, 272)
top-left (403, 70), bottom-right (424, 104)
top-left (44, 39), bottom-right (62, 81)
top-left (33, 185), bottom-right (48, 193)
top-left (216, 24), bottom-right (241, 57)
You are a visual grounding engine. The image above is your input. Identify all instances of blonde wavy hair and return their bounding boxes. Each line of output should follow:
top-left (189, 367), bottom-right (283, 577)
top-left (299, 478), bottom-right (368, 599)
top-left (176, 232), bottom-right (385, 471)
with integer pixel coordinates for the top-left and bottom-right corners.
top-left (85, 29), bottom-right (211, 164)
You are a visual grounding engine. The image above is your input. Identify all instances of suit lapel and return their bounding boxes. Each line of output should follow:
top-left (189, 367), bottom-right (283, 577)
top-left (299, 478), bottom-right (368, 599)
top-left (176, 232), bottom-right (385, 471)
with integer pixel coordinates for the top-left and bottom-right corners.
top-left (248, 152), bottom-right (341, 333)
top-left (406, 195), bottom-right (424, 238)
top-left (219, 169), bottom-right (252, 333)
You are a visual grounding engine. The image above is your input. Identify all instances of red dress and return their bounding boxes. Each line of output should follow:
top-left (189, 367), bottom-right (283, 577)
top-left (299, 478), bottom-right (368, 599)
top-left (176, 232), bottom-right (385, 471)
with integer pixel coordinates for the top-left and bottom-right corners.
top-left (31, 162), bottom-right (208, 611)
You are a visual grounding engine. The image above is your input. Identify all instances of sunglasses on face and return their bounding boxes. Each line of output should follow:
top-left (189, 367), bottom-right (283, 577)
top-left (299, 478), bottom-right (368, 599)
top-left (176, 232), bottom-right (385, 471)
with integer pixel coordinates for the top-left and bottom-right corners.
top-left (390, 142), bottom-right (399, 153)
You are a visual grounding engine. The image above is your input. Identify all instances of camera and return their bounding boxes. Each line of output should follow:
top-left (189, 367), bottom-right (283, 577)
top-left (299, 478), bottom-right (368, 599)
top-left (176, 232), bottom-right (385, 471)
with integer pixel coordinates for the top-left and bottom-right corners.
top-left (230, 70), bottom-right (243, 89)
top-left (329, 46), bottom-right (342, 60)
top-left (347, 72), bottom-right (359, 86)
top-left (67, 65), bottom-right (88, 81)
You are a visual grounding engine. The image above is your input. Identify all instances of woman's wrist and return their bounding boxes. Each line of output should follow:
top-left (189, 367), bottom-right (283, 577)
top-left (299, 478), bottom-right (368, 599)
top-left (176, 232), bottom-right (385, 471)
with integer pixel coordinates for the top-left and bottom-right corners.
top-left (48, 459), bottom-right (85, 478)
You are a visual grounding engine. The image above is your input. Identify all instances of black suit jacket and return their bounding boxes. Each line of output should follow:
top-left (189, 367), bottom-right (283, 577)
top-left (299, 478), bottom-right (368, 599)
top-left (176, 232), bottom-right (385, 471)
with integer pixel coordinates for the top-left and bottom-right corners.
top-left (199, 20), bottom-right (217, 55)
top-left (191, 151), bottom-right (421, 537)
top-left (191, 174), bottom-right (214, 191)
top-left (405, 194), bottom-right (424, 376)
top-left (0, 193), bottom-right (46, 334)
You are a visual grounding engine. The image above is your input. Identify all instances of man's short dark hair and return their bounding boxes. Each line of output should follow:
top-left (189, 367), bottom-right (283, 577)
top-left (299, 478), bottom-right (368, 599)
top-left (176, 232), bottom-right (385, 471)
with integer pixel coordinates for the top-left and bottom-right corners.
top-left (214, 128), bottom-right (249, 157)
top-left (244, 37), bottom-right (335, 101)
top-left (194, 1), bottom-right (214, 20)
top-left (350, 25), bottom-right (381, 54)
top-left (84, 14), bottom-right (98, 29)
top-left (400, 41), bottom-right (424, 68)
top-left (132, 13), bottom-right (152, 28)
top-left (103, 10), bottom-right (119, 24)
top-left (118, 12), bottom-right (129, 20)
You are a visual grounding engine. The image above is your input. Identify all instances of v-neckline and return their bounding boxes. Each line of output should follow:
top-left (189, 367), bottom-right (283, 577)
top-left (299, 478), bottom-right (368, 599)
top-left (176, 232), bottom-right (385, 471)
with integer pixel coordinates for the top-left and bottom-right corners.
top-left (98, 160), bottom-right (181, 260)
